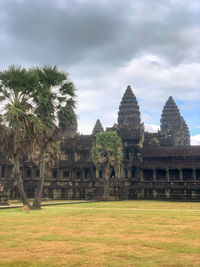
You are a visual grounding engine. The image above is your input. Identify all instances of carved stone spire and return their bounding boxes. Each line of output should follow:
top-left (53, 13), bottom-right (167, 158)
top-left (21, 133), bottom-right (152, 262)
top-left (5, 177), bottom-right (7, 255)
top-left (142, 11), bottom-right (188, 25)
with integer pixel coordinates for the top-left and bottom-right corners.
top-left (160, 96), bottom-right (182, 133)
top-left (62, 115), bottom-right (78, 138)
top-left (181, 116), bottom-right (190, 146)
top-left (59, 109), bottom-right (77, 139)
top-left (92, 119), bottom-right (104, 135)
top-left (160, 96), bottom-right (190, 146)
top-left (118, 85), bottom-right (141, 131)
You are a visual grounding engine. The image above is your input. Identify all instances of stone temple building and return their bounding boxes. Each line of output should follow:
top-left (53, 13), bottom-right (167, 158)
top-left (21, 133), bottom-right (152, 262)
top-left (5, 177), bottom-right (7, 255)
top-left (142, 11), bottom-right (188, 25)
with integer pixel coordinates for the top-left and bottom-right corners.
top-left (0, 86), bottom-right (200, 202)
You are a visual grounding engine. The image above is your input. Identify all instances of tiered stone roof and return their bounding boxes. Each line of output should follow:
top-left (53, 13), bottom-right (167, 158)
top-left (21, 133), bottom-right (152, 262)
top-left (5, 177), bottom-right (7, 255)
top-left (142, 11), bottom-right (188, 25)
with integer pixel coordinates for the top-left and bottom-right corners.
top-left (92, 119), bottom-right (104, 135)
top-left (161, 96), bottom-right (182, 132)
top-left (181, 117), bottom-right (190, 146)
top-left (118, 85), bottom-right (141, 130)
top-left (160, 96), bottom-right (190, 146)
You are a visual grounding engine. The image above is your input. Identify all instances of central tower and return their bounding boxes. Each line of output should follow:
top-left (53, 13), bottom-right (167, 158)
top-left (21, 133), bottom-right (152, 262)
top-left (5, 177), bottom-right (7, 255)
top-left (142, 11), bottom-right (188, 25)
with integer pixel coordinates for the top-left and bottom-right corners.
top-left (117, 86), bottom-right (144, 164)
top-left (118, 86), bottom-right (144, 141)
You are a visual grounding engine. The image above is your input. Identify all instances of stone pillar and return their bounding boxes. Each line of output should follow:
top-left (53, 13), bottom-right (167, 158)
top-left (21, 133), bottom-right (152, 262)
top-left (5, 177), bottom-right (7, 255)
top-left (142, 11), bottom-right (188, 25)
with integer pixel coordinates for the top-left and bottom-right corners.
top-left (140, 188), bottom-right (144, 198)
top-left (153, 168), bottom-right (156, 182)
top-left (192, 168), bottom-right (196, 182)
top-left (80, 168), bottom-right (84, 180)
top-left (72, 169), bottom-right (75, 179)
top-left (179, 168), bottom-right (182, 181)
top-left (58, 168), bottom-right (63, 179)
top-left (30, 167), bottom-right (33, 179)
top-left (115, 165), bottom-right (120, 179)
top-left (184, 189), bottom-right (187, 198)
top-left (165, 189), bottom-right (170, 199)
top-left (140, 169), bottom-right (144, 182)
top-left (166, 168), bottom-right (169, 182)
top-left (5, 166), bottom-right (9, 178)
top-left (128, 168), bottom-right (131, 179)
top-left (121, 166), bottom-right (124, 179)
top-left (95, 167), bottom-right (99, 179)
top-left (153, 190), bottom-right (157, 198)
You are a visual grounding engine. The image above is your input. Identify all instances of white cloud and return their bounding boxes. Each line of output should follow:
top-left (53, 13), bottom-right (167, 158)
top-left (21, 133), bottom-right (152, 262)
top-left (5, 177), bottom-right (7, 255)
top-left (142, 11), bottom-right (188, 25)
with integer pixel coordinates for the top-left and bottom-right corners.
top-left (77, 119), bottom-right (93, 135)
top-left (145, 124), bottom-right (160, 133)
top-left (191, 134), bottom-right (200, 145)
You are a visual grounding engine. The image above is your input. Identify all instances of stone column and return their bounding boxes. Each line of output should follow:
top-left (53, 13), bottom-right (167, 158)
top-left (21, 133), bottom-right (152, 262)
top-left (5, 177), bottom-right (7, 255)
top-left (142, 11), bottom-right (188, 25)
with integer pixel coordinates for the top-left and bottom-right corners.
top-left (121, 166), bottom-right (124, 179)
top-left (140, 169), bottom-right (144, 182)
top-left (165, 189), bottom-right (170, 199)
top-left (166, 168), bottom-right (169, 182)
top-left (153, 168), bottom-right (156, 182)
top-left (115, 165), bottom-right (120, 179)
top-left (5, 166), bottom-right (9, 178)
top-left (192, 168), bottom-right (196, 182)
top-left (153, 190), bottom-right (157, 198)
top-left (30, 167), bottom-right (33, 179)
top-left (58, 168), bottom-right (63, 179)
top-left (179, 168), bottom-right (182, 181)
top-left (91, 167), bottom-right (94, 179)
top-left (95, 167), bottom-right (99, 179)
top-left (140, 188), bottom-right (144, 198)
top-left (72, 168), bottom-right (75, 179)
top-left (128, 168), bottom-right (131, 179)
top-left (80, 168), bottom-right (84, 180)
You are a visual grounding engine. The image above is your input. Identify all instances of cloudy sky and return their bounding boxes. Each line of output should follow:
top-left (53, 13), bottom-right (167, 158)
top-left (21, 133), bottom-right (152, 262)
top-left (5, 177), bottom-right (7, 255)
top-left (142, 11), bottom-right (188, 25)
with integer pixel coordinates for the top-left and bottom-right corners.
top-left (0, 0), bottom-right (200, 144)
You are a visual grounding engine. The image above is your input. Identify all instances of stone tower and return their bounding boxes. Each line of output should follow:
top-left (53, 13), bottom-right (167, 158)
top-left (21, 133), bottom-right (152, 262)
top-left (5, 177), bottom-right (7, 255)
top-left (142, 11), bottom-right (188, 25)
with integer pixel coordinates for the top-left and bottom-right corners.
top-left (92, 119), bottom-right (104, 135)
top-left (118, 85), bottom-right (141, 132)
top-left (66, 117), bottom-right (78, 138)
top-left (181, 116), bottom-right (190, 146)
top-left (160, 96), bottom-right (190, 146)
top-left (59, 111), bottom-right (78, 139)
top-left (118, 86), bottom-right (144, 162)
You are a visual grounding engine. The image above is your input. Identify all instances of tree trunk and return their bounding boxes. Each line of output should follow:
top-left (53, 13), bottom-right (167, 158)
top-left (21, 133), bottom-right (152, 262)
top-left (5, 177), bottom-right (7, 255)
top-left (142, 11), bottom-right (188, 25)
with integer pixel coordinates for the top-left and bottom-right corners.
top-left (32, 152), bottom-right (45, 209)
top-left (14, 158), bottom-right (33, 209)
top-left (103, 164), bottom-right (110, 200)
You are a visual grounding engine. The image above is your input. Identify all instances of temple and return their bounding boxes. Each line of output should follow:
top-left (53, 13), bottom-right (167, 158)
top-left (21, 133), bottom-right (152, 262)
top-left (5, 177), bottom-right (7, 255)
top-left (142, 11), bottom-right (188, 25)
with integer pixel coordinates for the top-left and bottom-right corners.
top-left (1, 86), bottom-right (200, 203)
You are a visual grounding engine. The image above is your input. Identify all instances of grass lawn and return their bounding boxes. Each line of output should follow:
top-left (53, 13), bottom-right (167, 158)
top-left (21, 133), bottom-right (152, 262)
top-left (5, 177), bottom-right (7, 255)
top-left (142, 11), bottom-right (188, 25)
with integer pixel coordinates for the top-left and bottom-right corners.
top-left (0, 200), bottom-right (200, 267)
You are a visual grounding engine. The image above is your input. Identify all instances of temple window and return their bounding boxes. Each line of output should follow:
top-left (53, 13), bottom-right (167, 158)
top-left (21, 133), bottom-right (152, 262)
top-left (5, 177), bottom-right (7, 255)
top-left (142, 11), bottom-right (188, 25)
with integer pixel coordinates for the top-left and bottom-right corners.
top-left (36, 170), bottom-right (40, 177)
top-left (76, 171), bottom-right (81, 179)
top-left (63, 171), bottom-right (69, 178)
top-left (26, 169), bottom-right (31, 178)
top-left (52, 170), bottom-right (57, 179)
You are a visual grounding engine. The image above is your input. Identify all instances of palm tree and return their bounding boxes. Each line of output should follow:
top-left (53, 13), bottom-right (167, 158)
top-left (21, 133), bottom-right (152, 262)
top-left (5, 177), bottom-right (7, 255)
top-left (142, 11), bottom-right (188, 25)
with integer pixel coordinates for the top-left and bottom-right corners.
top-left (32, 65), bottom-right (76, 209)
top-left (0, 65), bottom-right (40, 209)
top-left (91, 131), bottom-right (123, 200)
top-left (0, 65), bottom-right (76, 209)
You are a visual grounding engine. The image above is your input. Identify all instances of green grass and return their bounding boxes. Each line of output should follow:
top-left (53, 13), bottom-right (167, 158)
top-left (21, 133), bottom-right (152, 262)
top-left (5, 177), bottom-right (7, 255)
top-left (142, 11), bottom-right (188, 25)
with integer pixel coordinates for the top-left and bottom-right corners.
top-left (0, 200), bottom-right (200, 266)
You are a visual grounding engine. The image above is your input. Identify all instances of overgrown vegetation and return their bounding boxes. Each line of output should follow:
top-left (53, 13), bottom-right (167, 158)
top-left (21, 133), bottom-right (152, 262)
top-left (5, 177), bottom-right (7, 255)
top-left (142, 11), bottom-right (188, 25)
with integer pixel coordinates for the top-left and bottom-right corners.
top-left (0, 65), bottom-right (76, 209)
top-left (0, 201), bottom-right (200, 266)
top-left (91, 131), bottom-right (123, 200)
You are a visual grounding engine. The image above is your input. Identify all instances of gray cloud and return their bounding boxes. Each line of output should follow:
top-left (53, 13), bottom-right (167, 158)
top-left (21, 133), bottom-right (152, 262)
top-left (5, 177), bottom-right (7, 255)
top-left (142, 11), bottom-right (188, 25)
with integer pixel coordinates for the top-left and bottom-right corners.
top-left (0, 0), bottom-right (200, 68)
top-left (0, 0), bottom-right (200, 137)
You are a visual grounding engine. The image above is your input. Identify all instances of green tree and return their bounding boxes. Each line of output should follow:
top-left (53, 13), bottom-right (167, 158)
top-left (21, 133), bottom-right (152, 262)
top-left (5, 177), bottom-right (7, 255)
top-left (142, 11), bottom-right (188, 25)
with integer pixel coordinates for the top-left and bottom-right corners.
top-left (91, 131), bottom-right (123, 200)
top-left (0, 65), bottom-right (76, 210)
top-left (0, 65), bottom-right (40, 209)
top-left (32, 65), bottom-right (76, 209)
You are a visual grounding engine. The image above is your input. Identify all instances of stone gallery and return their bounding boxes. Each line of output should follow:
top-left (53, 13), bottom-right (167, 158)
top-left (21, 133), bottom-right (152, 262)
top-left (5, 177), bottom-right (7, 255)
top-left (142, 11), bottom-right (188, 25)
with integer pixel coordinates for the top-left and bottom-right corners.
top-left (1, 86), bottom-right (200, 201)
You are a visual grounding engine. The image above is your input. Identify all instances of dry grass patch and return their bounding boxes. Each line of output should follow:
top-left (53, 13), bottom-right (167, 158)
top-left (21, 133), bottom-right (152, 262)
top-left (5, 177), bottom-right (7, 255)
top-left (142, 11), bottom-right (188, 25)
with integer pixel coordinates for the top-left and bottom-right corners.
top-left (0, 200), bottom-right (200, 266)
